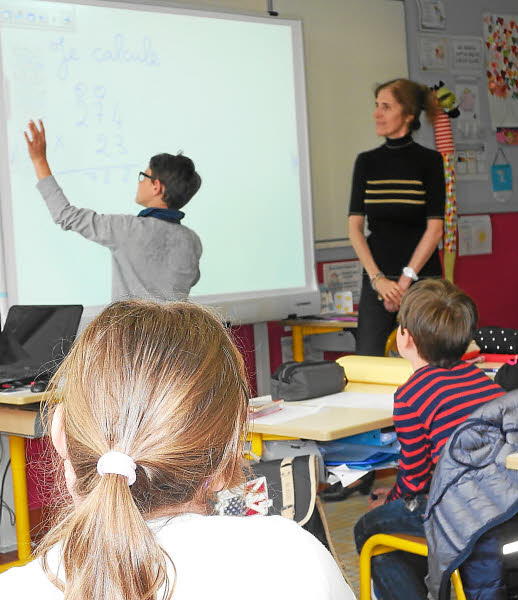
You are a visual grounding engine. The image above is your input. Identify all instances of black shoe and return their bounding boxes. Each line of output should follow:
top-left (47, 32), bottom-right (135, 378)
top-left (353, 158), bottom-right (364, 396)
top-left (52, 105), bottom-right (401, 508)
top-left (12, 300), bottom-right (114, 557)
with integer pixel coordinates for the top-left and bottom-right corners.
top-left (320, 471), bottom-right (375, 503)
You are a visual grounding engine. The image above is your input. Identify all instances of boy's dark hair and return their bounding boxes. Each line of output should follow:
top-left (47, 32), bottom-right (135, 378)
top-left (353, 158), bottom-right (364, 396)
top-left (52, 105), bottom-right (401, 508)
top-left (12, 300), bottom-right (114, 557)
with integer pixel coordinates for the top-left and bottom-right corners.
top-left (149, 153), bottom-right (201, 210)
top-left (398, 279), bottom-right (478, 369)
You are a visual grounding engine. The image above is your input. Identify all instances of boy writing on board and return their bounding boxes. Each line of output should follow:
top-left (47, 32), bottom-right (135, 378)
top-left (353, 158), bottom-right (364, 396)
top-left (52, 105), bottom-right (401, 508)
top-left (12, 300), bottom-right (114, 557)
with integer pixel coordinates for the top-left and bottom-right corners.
top-left (24, 120), bottom-right (202, 302)
top-left (354, 279), bottom-right (504, 599)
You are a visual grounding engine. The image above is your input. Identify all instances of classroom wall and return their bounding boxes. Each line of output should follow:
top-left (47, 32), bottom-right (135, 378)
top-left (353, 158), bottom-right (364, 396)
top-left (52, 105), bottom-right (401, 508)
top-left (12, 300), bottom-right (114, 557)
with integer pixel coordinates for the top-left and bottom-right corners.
top-left (404, 0), bottom-right (518, 215)
top-left (454, 213), bottom-right (518, 329)
top-left (405, 0), bottom-right (518, 326)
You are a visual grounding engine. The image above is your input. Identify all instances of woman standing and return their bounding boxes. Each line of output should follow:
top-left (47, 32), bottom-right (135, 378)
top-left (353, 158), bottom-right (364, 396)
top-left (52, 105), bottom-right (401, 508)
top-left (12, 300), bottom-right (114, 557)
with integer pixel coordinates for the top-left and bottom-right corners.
top-left (349, 78), bottom-right (445, 356)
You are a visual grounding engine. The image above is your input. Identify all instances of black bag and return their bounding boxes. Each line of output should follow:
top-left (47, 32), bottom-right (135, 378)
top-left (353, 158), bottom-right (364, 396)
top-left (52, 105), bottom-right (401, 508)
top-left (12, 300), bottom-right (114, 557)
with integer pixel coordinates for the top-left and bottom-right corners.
top-left (495, 363), bottom-right (518, 391)
top-left (474, 327), bottom-right (518, 354)
top-left (214, 455), bottom-right (350, 583)
top-left (252, 455), bottom-right (350, 583)
top-left (271, 360), bottom-right (346, 401)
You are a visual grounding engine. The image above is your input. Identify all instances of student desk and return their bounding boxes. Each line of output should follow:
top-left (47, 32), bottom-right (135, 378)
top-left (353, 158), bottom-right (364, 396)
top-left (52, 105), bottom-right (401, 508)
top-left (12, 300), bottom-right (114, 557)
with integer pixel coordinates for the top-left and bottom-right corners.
top-left (248, 381), bottom-right (397, 458)
top-left (281, 317), bottom-right (358, 362)
top-left (0, 391), bottom-right (44, 573)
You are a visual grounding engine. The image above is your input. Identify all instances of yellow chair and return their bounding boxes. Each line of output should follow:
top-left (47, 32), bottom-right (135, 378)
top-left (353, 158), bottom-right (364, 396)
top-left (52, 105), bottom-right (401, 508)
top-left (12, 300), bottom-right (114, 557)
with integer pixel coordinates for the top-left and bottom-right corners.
top-left (359, 533), bottom-right (466, 600)
top-left (384, 328), bottom-right (399, 357)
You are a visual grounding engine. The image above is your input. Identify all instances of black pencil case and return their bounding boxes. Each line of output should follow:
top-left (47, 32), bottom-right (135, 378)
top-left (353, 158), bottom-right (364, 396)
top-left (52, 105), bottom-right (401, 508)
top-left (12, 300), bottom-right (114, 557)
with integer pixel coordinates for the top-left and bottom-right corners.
top-left (271, 360), bottom-right (346, 402)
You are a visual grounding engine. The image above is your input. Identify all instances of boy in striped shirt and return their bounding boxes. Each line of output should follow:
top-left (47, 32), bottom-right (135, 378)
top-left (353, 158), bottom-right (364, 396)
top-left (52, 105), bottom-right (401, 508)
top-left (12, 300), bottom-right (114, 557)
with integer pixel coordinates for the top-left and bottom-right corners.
top-left (354, 279), bottom-right (504, 599)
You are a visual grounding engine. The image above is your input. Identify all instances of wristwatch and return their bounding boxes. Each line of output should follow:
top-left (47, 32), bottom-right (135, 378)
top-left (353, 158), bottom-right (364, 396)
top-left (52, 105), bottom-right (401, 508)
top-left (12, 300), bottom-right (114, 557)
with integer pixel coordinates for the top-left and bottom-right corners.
top-left (402, 266), bottom-right (418, 281)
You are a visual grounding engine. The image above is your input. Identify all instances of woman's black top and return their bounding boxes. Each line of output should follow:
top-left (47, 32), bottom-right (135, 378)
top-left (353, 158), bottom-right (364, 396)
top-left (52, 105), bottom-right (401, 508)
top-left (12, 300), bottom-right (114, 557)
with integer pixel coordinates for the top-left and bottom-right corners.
top-left (349, 134), bottom-right (445, 278)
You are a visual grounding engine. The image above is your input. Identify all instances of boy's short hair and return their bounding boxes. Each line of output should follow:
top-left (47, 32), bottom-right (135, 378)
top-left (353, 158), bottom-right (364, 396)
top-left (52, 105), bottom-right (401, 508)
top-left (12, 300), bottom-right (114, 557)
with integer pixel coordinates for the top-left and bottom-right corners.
top-left (149, 152), bottom-right (201, 210)
top-left (398, 279), bottom-right (478, 369)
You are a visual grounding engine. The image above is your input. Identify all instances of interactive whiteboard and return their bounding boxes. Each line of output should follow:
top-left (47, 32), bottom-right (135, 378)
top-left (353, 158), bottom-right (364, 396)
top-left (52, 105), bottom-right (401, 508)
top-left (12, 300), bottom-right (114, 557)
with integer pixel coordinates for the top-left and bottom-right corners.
top-left (0, 0), bottom-right (319, 323)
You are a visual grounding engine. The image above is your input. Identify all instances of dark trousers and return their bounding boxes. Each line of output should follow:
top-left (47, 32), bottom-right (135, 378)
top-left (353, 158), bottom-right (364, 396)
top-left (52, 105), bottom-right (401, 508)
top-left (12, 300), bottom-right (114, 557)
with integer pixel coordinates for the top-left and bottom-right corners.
top-left (356, 274), bottom-right (399, 357)
top-left (354, 495), bottom-right (429, 600)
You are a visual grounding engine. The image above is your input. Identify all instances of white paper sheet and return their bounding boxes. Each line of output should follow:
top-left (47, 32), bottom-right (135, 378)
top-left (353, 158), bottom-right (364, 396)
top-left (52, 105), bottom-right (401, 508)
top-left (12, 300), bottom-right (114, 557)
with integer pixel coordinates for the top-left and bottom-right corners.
top-left (309, 391), bottom-right (394, 411)
top-left (417, 0), bottom-right (446, 30)
top-left (458, 215), bottom-right (492, 256)
top-left (327, 464), bottom-right (369, 486)
top-left (418, 34), bottom-right (449, 71)
top-left (252, 404), bottom-right (323, 425)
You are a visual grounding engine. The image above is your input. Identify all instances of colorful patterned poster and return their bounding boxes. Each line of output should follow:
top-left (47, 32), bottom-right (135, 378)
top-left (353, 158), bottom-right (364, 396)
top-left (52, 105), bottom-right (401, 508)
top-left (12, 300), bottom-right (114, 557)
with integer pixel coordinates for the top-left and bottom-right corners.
top-left (483, 14), bottom-right (518, 129)
top-left (496, 126), bottom-right (518, 144)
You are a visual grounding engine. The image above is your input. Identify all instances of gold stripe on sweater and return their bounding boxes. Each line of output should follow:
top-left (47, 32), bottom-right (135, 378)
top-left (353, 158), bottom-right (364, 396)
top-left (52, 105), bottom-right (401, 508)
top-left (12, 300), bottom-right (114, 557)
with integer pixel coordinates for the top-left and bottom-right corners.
top-left (366, 179), bottom-right (423, 185)
top-left (364, 199), bottom-right (426, 205)
top-left (365, 189), bottom-right (425, 195)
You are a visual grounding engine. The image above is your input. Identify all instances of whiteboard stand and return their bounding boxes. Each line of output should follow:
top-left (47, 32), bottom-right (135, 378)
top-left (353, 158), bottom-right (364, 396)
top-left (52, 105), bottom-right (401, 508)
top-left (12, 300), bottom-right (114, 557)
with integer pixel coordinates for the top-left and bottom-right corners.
top-left (253, 323), bottom-right (271, 396)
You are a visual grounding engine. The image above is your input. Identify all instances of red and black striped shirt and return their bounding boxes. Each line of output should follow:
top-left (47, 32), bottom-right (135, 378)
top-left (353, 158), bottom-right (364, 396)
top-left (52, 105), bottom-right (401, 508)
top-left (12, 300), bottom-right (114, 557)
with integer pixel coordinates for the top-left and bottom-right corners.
top-left (386, 362), bottom-right (504, 502)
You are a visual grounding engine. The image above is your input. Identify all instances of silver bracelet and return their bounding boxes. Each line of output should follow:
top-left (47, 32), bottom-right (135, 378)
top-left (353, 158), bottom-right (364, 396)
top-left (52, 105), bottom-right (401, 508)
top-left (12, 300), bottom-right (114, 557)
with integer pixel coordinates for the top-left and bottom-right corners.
top-left (370, 272), bottom-right (385, 291)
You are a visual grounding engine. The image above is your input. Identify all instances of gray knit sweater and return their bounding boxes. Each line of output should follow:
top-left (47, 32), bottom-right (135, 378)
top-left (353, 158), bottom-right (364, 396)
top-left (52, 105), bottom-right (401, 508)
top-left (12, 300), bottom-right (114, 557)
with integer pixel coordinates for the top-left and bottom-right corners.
top-left (37, 176), bottom-right (202, 301)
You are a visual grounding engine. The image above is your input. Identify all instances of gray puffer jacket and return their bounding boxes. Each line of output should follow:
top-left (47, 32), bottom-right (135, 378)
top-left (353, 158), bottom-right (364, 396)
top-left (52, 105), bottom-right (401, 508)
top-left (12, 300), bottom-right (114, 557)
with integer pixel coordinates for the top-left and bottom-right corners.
top-left (424, 390), bottom-right (518, 600)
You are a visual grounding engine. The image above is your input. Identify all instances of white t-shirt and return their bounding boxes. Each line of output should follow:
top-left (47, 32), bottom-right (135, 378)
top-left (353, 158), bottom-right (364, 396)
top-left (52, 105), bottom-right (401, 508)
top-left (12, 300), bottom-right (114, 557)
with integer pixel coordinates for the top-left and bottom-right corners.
top-left (1, 513), bottom-right (356, 599)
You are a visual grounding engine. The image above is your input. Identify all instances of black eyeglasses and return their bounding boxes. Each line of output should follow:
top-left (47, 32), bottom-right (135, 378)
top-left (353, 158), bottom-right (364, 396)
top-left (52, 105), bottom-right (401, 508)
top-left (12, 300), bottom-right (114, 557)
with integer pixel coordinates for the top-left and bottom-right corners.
top-left (138, 171), bottom-right (155, 182)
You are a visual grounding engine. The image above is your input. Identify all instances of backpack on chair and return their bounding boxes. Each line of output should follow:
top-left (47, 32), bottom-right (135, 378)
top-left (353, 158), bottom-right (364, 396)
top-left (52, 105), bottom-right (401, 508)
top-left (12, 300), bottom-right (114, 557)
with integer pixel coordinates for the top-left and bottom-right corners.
top-left (215, 454), bottom-right (350, 584)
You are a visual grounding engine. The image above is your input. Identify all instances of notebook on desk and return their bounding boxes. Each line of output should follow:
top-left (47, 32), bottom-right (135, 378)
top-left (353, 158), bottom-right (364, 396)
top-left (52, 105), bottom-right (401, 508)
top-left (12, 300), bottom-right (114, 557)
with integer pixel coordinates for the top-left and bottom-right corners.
top-left (0, 305), bottom-right (83, 385)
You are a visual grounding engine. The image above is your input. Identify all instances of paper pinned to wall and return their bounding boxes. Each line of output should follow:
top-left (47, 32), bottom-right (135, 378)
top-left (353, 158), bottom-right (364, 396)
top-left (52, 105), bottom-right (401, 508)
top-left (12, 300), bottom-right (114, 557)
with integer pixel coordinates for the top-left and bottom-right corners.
top-left (450, 37), bottom-right (484, 74)
top-left (458, 215), bottom-right (492, 256)
top-left (418, 34), bottom-right (449, 71)
top-left (417, 0), bottom-right (447, 30)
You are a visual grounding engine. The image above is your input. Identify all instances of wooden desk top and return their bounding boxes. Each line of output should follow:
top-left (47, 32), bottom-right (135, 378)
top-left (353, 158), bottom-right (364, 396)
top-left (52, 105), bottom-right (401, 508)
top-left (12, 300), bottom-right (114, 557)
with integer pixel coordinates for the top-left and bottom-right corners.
top-left (0, 390), bottom-right (45, 437)
top-left (0, 389), bottom-right (44, 406)
top-left (0, 404), bottom-right (44, 438)
top-left (282, 317), bottom-right (357, 329)
top-left (250, 406), bottom-right (392, 441)
top-left (251, 381), bottom-right (396, 441)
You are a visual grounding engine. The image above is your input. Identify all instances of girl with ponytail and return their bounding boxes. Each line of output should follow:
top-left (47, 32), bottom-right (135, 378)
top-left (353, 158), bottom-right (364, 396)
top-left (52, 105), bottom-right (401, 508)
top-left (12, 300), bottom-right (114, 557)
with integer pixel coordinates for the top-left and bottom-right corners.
top-left (2, 300), bottom-right (354, 600)
top-left (348, 78), bottom-right (446, 356)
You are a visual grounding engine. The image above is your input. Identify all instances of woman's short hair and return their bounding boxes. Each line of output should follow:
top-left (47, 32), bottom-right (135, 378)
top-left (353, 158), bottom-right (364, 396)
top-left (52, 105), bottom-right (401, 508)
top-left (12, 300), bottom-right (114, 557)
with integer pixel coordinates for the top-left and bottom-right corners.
top-left (398, 279), bottom-right (478, 369)
top-left (38, 300), bottom-right (248, 599)
top-left (375, 78), bottom-right (439, 131)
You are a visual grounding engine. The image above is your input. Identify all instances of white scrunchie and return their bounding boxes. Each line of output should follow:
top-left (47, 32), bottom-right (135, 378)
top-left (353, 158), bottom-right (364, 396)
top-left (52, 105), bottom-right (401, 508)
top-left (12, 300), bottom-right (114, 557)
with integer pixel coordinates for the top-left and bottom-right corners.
top-left (97, 451), bottom-right (137, 486)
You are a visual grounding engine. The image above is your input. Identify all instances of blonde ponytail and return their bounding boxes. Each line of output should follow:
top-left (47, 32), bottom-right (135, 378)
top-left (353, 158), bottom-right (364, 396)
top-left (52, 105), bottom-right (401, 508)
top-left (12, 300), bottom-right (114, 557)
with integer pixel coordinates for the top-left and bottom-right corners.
top-left (36, 300), bottom-right (249, 599)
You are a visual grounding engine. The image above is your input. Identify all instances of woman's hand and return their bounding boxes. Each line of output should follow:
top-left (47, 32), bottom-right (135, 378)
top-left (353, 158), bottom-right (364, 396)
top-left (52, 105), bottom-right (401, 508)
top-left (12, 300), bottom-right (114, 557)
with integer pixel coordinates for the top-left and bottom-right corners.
top-left (375, 277), bottom-right (403, 306)
top-left (24, 119), bottom-right (52, 180)
top-left (384, 299), bottom-right (399, 312)
top-left (397, 274), bottom-right (413, 294)
top-left (382, 275), bottom-right (413, 312)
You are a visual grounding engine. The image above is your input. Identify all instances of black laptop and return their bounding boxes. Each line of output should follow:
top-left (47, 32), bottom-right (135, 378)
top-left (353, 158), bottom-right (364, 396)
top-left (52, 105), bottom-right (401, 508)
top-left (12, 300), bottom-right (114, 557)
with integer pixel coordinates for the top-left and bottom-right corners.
top-left (0, 305), bottom-right (83, 385)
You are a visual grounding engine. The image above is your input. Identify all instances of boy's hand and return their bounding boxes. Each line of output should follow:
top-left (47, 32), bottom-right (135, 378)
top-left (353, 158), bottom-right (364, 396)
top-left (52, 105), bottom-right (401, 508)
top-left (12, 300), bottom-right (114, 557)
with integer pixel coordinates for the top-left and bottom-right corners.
top-left (24, 119), bottom-right (52, 180)
top-left (368, 487), bottom-right (392, 510)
